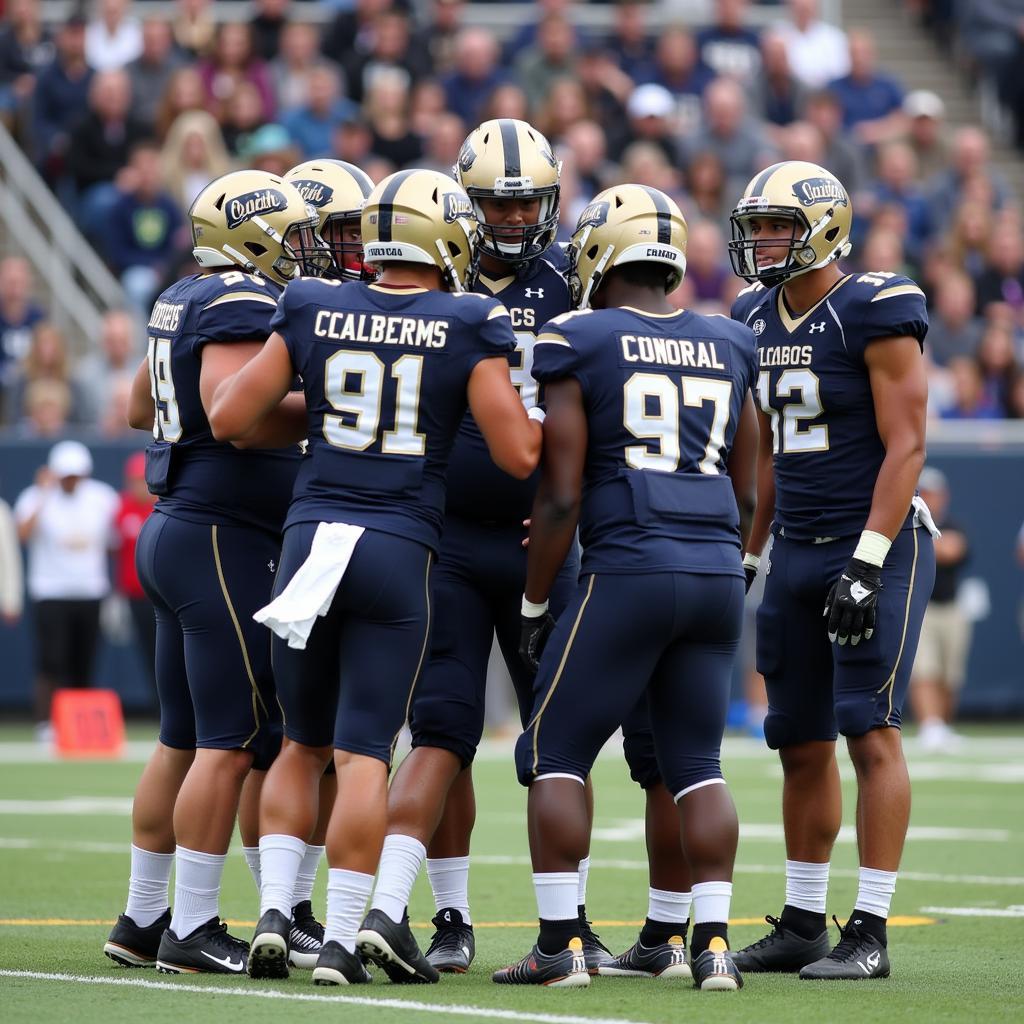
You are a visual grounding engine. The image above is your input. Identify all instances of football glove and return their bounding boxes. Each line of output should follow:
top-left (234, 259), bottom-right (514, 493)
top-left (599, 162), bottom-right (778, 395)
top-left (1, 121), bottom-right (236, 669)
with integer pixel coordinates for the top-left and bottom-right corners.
top-left (742, 553), bottom-right (760, 594)
top-left (519, 610), bottom-right (556, 674)
top-left (824, 558), bottom-right (882, 646)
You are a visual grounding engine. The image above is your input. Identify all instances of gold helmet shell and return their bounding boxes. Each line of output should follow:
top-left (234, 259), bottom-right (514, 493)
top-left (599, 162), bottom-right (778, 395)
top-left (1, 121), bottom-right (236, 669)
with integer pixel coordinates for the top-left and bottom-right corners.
top-left (728, 160), bottom-right (853, 286)
top-left (285, 159), bottom-right (374, 281)
top-left (189, 169), bottom-right (328, 285)
top-left (455, 118), bottom-right (561, 264)
top-left (567, 184), bottom-right (688, 309)
top-left (361, 169), bottom-right (480, 292)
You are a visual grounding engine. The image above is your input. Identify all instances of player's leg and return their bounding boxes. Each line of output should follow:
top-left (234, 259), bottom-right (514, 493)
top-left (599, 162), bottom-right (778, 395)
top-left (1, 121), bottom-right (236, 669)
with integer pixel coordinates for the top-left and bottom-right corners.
top-left (801, 528), bottom-right (935, 981)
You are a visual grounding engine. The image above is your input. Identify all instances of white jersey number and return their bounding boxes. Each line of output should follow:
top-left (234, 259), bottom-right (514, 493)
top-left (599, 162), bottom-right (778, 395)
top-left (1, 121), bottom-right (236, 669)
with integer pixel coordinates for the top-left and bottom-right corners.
top-left (508, 332), bottom-right (539, 410)
top-left (148, 336), bottom-right (182, 442)
top-left (756, 368), bottom-right (828, 454)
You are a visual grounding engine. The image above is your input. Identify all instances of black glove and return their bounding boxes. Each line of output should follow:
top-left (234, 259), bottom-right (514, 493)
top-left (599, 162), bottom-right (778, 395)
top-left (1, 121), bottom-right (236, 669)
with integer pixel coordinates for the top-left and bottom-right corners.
top-left (744, 562), bottom-right (757, 594)
top-left (824, 558), bottom-right (883, 646)
top-left (519, 611), bottom-right (556, 673)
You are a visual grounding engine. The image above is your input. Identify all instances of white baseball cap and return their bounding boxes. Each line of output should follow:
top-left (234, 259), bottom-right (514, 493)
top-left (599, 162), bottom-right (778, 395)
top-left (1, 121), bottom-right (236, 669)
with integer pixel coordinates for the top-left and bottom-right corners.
top-left (627, 84), bottom-right (675, 120)
top-left (903, 90), bottom-right (945, 120)
top-left (48, 440), bottom-right (93, 478)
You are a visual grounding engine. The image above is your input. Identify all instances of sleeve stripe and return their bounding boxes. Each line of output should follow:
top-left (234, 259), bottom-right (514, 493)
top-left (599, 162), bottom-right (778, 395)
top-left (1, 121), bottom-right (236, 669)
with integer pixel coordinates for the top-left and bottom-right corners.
top-left (487, 304), bottom-right (510, 320)
top-left (203, 292), bottom-right (279, 310)
top-left (536, 334), bottom-right (572, 347)
top-left (870, 285), bottom-right (926, 302)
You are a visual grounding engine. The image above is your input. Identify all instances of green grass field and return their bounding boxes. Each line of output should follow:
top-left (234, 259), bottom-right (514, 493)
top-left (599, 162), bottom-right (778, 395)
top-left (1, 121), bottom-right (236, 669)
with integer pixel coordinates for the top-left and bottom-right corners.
top-left (2, 723), bottom-right (1023, 1023)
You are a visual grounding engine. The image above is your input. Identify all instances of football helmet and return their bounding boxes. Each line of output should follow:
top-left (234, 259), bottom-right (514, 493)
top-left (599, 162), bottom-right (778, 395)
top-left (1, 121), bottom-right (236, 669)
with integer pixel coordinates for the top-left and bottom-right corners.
top-left (361, 169), bottom-right (480, 292)
top-left (190, 169), bottom-right (330, 285)
top-left (728, 160), bottom-right (853, 287)
top-left (455, 118), bottom-right (560, 264)
top-left (285, 159), bottom-right (374, 281)
top-left (566, 184), bottom-right (688, 309)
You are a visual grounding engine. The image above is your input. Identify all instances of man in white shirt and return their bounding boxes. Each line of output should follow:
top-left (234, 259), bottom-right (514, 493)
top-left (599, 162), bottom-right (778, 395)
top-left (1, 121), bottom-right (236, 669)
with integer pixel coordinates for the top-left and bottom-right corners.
top-left (85, 0), bottom-right (144, 72)
top-left (775, 0), bottom-right (850, 90)
top-left (14, 440), bottom-right (118, 739)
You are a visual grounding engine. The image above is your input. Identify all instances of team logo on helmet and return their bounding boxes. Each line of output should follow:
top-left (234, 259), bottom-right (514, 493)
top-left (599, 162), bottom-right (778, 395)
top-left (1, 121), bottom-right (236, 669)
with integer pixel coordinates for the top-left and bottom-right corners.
top-left (457, 139), bottom-right (476, 173)
top-left (577, 200), bottom-right (609, 229)
top-left (225, 188), bottom-right (289, 229)
top-left (791, 177), bottom-right (848, 208)
top-left (537, 138), bottom-right (558, 168)
top-left (443, 192), bottom-right (474, 223)
top-left (289, 180), bottom-right (335, 208)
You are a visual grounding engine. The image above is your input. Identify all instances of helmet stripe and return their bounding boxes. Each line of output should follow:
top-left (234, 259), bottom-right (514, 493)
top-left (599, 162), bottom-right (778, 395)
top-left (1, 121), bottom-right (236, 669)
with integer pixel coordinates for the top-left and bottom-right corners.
top-left (638, 185), bottom-right (672, 244)
top-left (375, 168), bottom-right (418, 242)
top-left (498, 119), bottom-right (521, 177)
top-left (749, 162), bottom-right (785, 201)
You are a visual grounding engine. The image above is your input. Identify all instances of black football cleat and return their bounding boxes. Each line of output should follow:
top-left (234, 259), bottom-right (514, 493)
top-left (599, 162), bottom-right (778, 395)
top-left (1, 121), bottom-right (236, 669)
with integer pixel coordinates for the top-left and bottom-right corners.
top-left (424, 908), bottom-right (475, 973)
top-left (103, 908), bottom-right (171, 967)
top-left (578, 911), bottom-right (615, 973)
top-left (356, 908), bottom-right (439, 984)
top-left (692, 937), bottom-right (743, 991)
top-left (312, 940), bottom-right (373, 986)
top-left (799, 916), bottom-right (890, 980)
top-left (492, 937), bottom-right (590, 987)
top-left (288, 900), bottom-right (324, 970)
top-left (155, 916), bottom-right (248, 974)
top-left (730, 914), bottom-right (830, 972)
top-left (249, 908), bottom-right (291, 979)
top-left (599, 934), bottom-right (691, 979)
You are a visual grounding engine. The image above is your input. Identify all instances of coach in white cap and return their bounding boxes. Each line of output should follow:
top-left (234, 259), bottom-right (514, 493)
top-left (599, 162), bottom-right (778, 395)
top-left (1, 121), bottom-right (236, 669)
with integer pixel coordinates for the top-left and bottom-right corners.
top-left (14, 441), bottom-right (119, 742)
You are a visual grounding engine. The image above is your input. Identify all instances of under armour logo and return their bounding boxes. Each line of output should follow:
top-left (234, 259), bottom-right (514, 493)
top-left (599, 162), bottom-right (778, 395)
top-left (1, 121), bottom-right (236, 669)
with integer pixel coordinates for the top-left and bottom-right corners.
top-left (267, 559), bottom-right (276, 572)
top-left (524, 287), bottom-right (544, 298)
top-left (443, 910), bottom-right (452, 923)
top-left (808, 321), bottom-right (827, 333)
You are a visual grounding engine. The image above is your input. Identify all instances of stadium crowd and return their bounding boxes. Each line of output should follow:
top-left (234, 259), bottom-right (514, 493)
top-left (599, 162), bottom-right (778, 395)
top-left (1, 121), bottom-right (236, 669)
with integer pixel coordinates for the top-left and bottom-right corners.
top-left (0, 0), bottom-right (1023, 434)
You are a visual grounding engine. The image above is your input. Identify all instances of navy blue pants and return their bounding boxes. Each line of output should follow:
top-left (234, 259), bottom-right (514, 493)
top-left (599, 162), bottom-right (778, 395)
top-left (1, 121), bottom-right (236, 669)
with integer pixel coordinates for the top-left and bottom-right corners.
top-left (272, 524), bottom-right (432, 764)
top-left (516, 571), bottom-right (745, 797)
top-left (756, 526), bottom-right (936, 748)
top-left (135, 511), bottom-right (282, 769)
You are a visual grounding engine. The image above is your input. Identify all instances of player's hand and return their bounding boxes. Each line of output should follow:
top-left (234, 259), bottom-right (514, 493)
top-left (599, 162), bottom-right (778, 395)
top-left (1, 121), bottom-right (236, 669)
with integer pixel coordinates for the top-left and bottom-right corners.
top-left (824, 558), bottom-right (882, 646)
top-left (742, 552), bottom-right (760, 594)
top-left (521, 517), bottom-right (531, 549)
top-left (519, 610), bottom-right (555, 673)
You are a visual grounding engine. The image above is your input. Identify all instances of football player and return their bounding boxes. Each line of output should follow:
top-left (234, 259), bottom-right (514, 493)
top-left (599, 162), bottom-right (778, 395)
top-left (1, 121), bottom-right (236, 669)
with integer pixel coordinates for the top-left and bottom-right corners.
top-left (495, 185), bottom-right (756, 991)
top-left (208, 169), bottom-right (543, 986)
top-left (103, 171), bottom-right (326, 975)
top-left (728, 161), bottom-right (936, 980)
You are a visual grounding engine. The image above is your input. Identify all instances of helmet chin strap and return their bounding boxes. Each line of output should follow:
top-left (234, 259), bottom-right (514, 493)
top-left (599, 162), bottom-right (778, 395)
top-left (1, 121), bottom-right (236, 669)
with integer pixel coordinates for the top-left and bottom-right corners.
top-left (435, 239), bottom-right (464, 292)
top-left (580, 242), bottom-right (615, 309)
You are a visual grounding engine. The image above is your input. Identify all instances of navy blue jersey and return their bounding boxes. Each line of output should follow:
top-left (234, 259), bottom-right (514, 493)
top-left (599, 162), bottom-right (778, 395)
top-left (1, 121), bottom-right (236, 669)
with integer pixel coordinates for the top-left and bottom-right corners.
top-left (532, 306), bottom-right (757, 576)
top-left (445, 255), bottom-right (570, 523)
top-left (144, 271), bottom-right (301, 536)
top-left (272, 278), bottom-right (516, 551)
top-left (731, 272), bottom-right (929, 540)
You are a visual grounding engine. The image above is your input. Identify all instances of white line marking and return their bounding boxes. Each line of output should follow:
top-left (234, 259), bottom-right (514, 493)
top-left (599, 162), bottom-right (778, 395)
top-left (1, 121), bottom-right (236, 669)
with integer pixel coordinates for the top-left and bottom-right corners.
top-left (0, 798), bottom-right (133, 815)
top-left (590, 821), bottom-right (1011, 843)
top-left (0, 970), bottom-right (654, 1024)
top-left (920, 906), bottom-right (1024, 918)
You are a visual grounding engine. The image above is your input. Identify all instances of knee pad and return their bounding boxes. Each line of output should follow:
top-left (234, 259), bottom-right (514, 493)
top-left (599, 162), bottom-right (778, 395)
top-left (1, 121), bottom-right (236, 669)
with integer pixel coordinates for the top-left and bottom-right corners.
top-left (763, 709), bottom-right (795, 751)
top-left (251, 720), bottom-right (283, 771)
top-left (835, 693), bottom-right (878, 739)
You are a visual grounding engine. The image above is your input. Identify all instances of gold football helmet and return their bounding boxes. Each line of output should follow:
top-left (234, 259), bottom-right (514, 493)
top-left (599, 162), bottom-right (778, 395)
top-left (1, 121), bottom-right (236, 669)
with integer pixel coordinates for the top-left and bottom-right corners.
top-left (728, 160), bottom-right (853, 286)
top-left (190, 169), bottom-right (329, 285)
top-left (567, 184), bottom-right (688, 309)
top-left (285, 159), bottom-right (374, 281)
top-left (361, 169), bottom-right (480, 292)
top-left (455, 118), bottom-right (561, 264)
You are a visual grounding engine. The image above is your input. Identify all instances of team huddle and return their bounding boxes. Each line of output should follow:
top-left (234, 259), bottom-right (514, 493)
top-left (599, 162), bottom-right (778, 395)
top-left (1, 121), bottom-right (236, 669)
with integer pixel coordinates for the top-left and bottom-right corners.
top-left (100, 117), bottom-right (937, 994)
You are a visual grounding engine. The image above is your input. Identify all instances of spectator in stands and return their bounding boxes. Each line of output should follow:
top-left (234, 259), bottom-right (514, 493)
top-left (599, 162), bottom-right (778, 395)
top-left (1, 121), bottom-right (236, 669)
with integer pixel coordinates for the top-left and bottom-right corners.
top-left (945, 199), bottom-right (996, 284)
top-left (409, 77), bottom-right (448, 136)
top-left (803, 88), bottom-right (866, 195)
top-left (127, 18), bottom-right (185, 132)
top-left (776, 0), bottom-right (849, 89)
top-left (365, 68), bottom-right (422, 167)
top-left (73, 309), bottom-right (140, 426)
top-left (440, 26), bottom-right (508, 126)
top-left (975, 220), bottom-right (1024, 317)
top-left (235, 121), bottom-right (298, 176)
top-left (250, 0), bottom-right (290, 63)
top-left (975, 321), bottom-right (1018, 415)
top-left (685, 149), bottom-right (732, 224)
top-left (827, 28), bottom-right (905, 145)
top-left (859, 225), bottom-right (910, 276)
top-left (14, 440), bottom-right (119, 743)
top-left (910, 466), bottom-right (972, 751)
top-left (0, 255), bottom-right (45, 422)
top-left (12, 321), bottom-right (81, 426)
top-left (280, 63), bottom-right (357, 160)
top-left (925, 271), bottom-right (984, 367)
top-left (696, 0), bottom-right (763, 87)
top-left (85, 0), bottom-right (142, 73)
top-left (19, 378), bottom-right (72, 437)
top-left (928, 126), bottom-right (1012, 221)
top-left (619, 140), bottom-right (684, 201)
top-left (154, 65), bottom-right (205, 140)
top-left (331, 115), bottom-right (374, 170)
top-left (173, 0), bottom-right (216, 59)
top-left (866, 141), bottom-right (933, 260)
top-left (574, 43), bottom-right (632, 154)
top-left (684, 220), bottom-right (732, 309)
top-left (514, 12), bottom-right (577, 112)
top-left (604, 0), bottom-right (653, 83)
top-left (221, 80), bottom-right (269, 156)
top-left (902, 89), bottom-right (947, 180)
top-left (160, 109), bottom-right (231, 212)
top-left (621, 83), bottom-right (683, 166)
top-left (757, 30), bottom-right (805, 130)
top-left (416, 109), bottom-right (464, 174)
top-left (644, 26), bottom-right (714, 135)
top-left (422, 0), bottom-right (465, 75)
top-left (270, 20), bottom-right (323, 113)
top-left (502, 0), bottom-right (577, 63)
top-left (536, 75), bottom-right (588, 148)
top-left (0, 487), bottom-right (23, 628)
top-left (0, 0), bottom-right (52, 128)
top-left (199, 22), bottom-right (274, 123)
top-left (780, 118), bottom-right (826, 163)
top-left (562, 119), bottom-right (616, 200)
top-left (322, 0), bottom-right (400, 70)
top-left (482, 81), bottom-right (530, 121)
top-left (941, 356), bottom-right (1002, 419)
top-left (344, 9), bottom-right (431, 107)
top-left (1010, 371), bottom-right (1024, 418)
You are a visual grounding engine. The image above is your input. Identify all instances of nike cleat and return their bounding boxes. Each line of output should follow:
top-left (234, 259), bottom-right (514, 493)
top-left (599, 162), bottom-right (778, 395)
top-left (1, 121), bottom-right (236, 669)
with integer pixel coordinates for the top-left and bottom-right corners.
top-left (579, 911), bottom-right (615, 973)
top-left (156, 916), bottom-right (249, 975)
top-left (249, 908), bottom-right (291, 980)
top-left (730, 914), bottom-right (830, 972)
top-left (799, 916), bottom-right (890, 980)
top-left (424, 908), bottom-right (475, 973)
top-left (312, 940), bottom-right (373, 986)
top-left (356, 908), bottom-right (439, 984)
top-left (692, 937), bottom-right (742, 991)
top-left (492, 937), bottom-right (590, 988)
top-left (103, 908), bottom-right (170, 967)
top-left (599, 934), bottom-right (691, 979)
top-left (288, 900), bottom-right (324, 970)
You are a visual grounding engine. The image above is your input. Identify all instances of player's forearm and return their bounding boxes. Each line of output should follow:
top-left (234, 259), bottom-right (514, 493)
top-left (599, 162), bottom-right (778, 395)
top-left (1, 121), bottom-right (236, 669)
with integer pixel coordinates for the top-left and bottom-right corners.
top-left (127, 356), bottom-right (155, 430)
top-left (230, 393), bottom-right (308, 449)
top-left (746, 450), bottom-right (775, 557)
top-left (524, 484), bottom-right (579, 605)
top-left (865, 436), bottom-right (926, 542)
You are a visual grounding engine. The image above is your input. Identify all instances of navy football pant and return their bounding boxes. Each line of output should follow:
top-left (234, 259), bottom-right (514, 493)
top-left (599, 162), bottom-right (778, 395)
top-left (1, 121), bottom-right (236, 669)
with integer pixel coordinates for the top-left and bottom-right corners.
top-left (136, 511), bottom-right (282, 770)
top-left (756, 525), bottom-right (936, 748)
top-left (516, 571), bottom-right (744, 798)
top-left (272, 524), bottom-right (432, 764)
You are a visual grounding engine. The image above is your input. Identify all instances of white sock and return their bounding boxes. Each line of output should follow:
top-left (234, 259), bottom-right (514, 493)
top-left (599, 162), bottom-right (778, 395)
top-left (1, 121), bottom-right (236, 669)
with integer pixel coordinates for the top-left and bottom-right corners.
top-left (854, 866), bottom-right (897, 919)
top-left (242, 846), bottom-right (261, 892)
top-left (370, 834), bottom-right (426, 924)
top-left (169, 846), bottom-right (226, 939)
top-left (426, 855), bottom-right (471, 924)
top-left (292, 844), bottom-right (324, 907)
top-left (691, 880), bottom-right (732, 925)
top-left (785, 859), bottom-right (830, 915)
top-left (124, 844), bottom-right (173, 927)
top-left (325, 868), bottom-right (374, 953)
top-left (648, 887), bottom-right (692, 925)
top-left (533, 871), bottom-right (578, 922)
top-left (576, 855), bottom-right (590, 908)
top-left (258, 833), bottom-right (306, 918)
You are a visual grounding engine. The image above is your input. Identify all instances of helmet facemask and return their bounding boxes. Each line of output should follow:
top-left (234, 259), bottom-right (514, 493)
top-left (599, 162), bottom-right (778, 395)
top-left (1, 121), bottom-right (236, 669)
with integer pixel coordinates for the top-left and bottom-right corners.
top-left (318, 212), bottom-right (372, 281)
top-left (468, 183), bottom-right (560, 265)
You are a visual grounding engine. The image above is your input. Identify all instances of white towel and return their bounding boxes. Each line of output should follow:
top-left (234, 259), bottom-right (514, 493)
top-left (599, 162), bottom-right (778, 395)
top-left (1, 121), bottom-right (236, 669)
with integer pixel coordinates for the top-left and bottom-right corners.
top-left (254, 522), bottom-right (365, 649)
top-left (911, 495), bottom-right (942, 539)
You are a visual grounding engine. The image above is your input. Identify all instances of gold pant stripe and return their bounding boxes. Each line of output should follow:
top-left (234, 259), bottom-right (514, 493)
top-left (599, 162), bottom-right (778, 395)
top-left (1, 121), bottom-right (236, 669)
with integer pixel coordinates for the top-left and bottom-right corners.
top-left (877, 527), bottom-right (920, 725)
top-left (391, 550), bottom-right (433, 761)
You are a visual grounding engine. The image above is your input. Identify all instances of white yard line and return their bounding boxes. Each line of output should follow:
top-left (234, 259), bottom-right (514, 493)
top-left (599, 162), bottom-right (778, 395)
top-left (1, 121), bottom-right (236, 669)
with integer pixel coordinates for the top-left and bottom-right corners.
top-left (0, 970), bottom-right (656, 1024)
top-left (920, 906), bottom-right (1024, 918)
